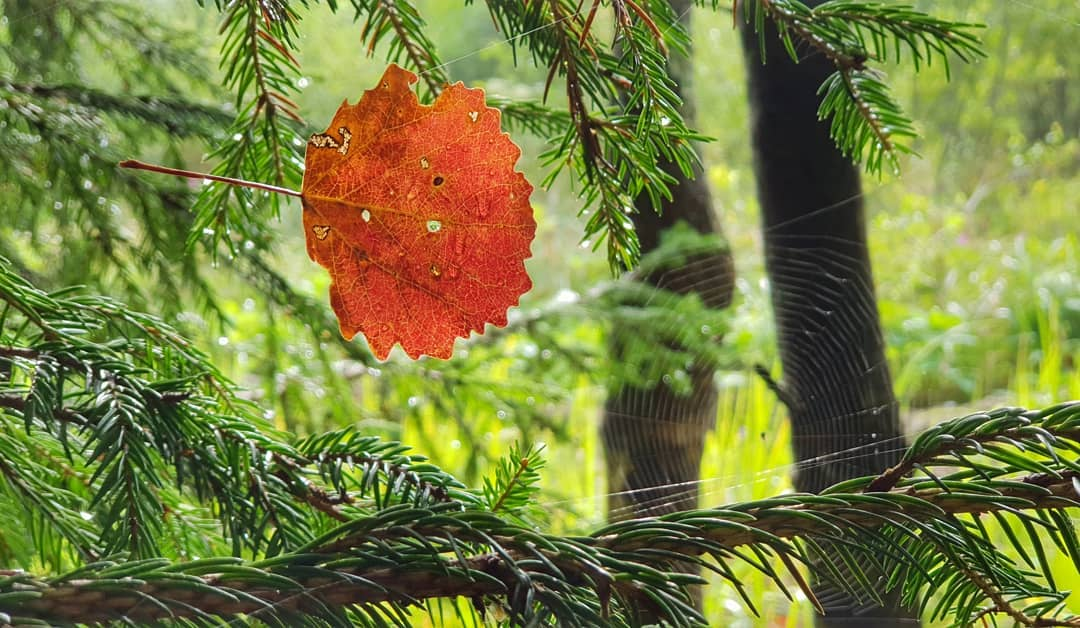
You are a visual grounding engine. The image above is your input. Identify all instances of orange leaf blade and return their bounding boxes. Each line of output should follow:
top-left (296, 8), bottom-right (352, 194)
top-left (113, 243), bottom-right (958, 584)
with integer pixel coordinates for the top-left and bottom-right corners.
top-left (301, 64), bottom-right (536, 360)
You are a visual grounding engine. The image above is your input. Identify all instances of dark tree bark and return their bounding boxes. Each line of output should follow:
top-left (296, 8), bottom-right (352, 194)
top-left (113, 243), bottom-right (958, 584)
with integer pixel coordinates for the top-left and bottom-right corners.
top-left (738, 2), bottom-right (916, 625)
top-left (602, 0), bottom-right (734, 522)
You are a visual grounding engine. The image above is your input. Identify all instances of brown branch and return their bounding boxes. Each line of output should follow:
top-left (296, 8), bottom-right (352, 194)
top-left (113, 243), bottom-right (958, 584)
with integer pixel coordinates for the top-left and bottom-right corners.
top-left (867, 425), bottom-right (1080, 493)
top-left (377, 0), bottom-right (444, 96)
top-left (548, 0), bottom-right (604, 179)
top-left (754, 0), bottom-right (898, 157)
top-left (757, 0), bottom-right (865, 70)
top-left (961, 562), bottom-right (1039, 627)
top-left (0, 393), bottom-right (89, 427)
top-left (5, 475), bottom-right (1079, 625)
top-left (9, 561), bottom-right (509, 625)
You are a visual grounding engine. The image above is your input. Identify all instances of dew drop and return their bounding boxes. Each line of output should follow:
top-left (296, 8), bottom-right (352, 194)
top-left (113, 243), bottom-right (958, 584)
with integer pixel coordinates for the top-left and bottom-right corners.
top-left (53, 201), bottom-right (63, 210)
top-left (426, 220), bottom-right (442, 233)
top-left (361, 209), bottom-right (371, 222)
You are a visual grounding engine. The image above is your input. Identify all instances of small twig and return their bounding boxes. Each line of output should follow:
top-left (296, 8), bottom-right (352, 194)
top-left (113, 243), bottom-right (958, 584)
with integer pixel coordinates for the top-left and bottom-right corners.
top-left (490, 454), bottom-right (531, 514)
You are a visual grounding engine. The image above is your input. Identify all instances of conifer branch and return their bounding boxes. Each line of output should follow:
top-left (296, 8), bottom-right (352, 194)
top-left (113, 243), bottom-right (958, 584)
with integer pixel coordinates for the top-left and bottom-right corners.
top-left (4, 404), bottom-right (1080, 625)
top-left (5, 256), bottom-right (1080, 626)
top-left (0, 81), bottom-right (231, 138)
top-left (189, 0), bottom-right (306, 257)
top-left (351, 0), bottom-right (447, 99)
top-left (742, 0), bottom-right (984, 174)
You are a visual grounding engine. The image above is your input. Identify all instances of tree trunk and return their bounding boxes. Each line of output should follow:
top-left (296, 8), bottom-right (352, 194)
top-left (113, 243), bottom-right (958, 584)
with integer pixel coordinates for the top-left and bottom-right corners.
top-left (602, 0), bottom-right (734, 521)
top-left (738, 3), bottom-right (916, 625)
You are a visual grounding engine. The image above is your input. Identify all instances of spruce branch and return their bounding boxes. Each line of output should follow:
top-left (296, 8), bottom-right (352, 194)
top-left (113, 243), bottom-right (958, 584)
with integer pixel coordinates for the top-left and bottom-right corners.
top-left (350, 0), bottom-right (448, 99)
top-left (189, 0), bottom-right (306, 257)
top-left (0, 82), bottom-right (231, 139)
top-left (484, 0), bottom-right (706, 272)
top-left (483, 443), bottom-right (545, 519)
top-left (0, 260), bottom-right (471, 559)
top-left (742, 0), bottom-right (984, 175)
top-left (0, 79), bottom-right (225, 317)
top-left (3, 375), bottom-right (1080, 626)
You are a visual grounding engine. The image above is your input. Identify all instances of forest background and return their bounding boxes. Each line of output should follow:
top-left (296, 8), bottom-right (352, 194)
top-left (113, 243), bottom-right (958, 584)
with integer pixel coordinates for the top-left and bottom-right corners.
top-left (1, 0), bottom-right (1078, 625)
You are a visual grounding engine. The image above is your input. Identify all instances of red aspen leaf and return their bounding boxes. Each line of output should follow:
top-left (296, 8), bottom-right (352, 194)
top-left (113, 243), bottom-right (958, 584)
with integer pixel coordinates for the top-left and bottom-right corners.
top-left (301, 64), bottom-right (535, 360)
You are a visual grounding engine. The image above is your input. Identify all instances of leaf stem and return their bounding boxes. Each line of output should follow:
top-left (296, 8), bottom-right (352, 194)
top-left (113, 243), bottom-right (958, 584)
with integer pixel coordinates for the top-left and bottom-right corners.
top-left (118, 160), bottom-right (302, 198)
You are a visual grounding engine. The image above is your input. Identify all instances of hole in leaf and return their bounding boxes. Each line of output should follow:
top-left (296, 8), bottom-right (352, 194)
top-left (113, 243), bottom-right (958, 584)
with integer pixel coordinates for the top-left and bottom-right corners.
top-left (433, 176), bottom-right (445, 186)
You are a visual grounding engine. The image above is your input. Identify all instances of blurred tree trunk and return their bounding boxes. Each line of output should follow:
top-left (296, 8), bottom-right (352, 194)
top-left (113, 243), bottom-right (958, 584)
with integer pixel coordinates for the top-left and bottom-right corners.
top-left (738, 2), bottom-right (916, 625)
top-left (602, 0), bottom-right (734, 522)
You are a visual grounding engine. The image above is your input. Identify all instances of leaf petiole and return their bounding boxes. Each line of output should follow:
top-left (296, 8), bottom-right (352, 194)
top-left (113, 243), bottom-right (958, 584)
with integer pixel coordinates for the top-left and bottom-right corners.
top-left (118, 159), bottom-right (302, 198)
